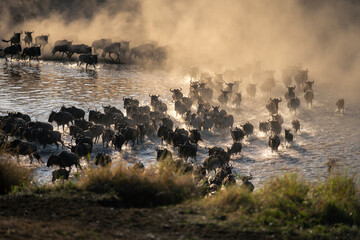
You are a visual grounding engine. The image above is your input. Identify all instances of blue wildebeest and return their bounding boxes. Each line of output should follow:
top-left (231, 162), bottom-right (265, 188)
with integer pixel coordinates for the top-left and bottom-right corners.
top-left (78, 54), bottom-right (97, 69)
top-left (287, 97), bottom-right (300, 113)
top-left (35, 34), bottom-right (50, 48)
top-left (336, 98), bottom-right (345, 113)
top-left (268, 135), bottom-right (280, 152)
top-left (285, 86), bottom-right (296, 100)
top-left (2, 44), bottom-right (22, 61)
top-left (52, 44), bottom-right (70, 57)
top-left (67, 44), bottom-right (92, 59)
top-left (304, 90), bottom-right (314, 107)
top-left (2, 31), bottom-right (22, 45)
top-left (55, 39), bottom-right (72, 46)
top-left (92, 38), bottom-right (112, 54)
top-left (266, 97), bottom-right (282, 115)
top-left (101, 42), bottom-right (125, 61)
top-left (22, 46), bottom-right (41, 61)
top-left (23, 31), bottom-right (34, 47)
top-left (291, 119), bottom-right (300, 132)
top-left (131, 43), bottom-right (155, 59)
top-left (303, 79), bottom-right (314, 92)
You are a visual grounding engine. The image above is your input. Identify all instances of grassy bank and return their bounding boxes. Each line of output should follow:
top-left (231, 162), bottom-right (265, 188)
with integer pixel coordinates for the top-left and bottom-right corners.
top-left (1, 157), bottom-right (360, 239)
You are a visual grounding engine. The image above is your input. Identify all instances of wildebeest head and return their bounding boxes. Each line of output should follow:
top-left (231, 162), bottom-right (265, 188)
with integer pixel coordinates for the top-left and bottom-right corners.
top-left (48, 111), bottom-right (56, 123)
top-left (149, 94), bottom-right (160, 103)
top-left (25, 31), bottom-right (33, 37)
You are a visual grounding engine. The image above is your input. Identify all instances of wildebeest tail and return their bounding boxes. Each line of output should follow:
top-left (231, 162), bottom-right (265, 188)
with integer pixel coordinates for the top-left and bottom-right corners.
top-left (2, 39), bottom-right (10, 43)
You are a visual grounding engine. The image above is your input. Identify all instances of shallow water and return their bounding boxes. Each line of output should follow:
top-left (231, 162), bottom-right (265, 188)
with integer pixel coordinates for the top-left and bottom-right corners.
top-left (1, 59), bottom-right (359, 188)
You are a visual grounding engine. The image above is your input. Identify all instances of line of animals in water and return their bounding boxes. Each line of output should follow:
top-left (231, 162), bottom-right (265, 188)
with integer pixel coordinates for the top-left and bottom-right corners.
top-left (0, 65), bottom-right (346, 194)
top-left (0, 31), bottom-right (167, 67)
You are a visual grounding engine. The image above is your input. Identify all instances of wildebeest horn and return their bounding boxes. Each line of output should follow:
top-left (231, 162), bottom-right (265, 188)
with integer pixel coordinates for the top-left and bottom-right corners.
top-left (170, 88), bottom-right (173, 92)
top-left (157, 95), bottom-right (160, 98)
top-left (179, 87), bottom-right (182, 91)
top-left (293, 86), bottom-right (296, 89)
top-left (279, 97), bottom-right (282, 101)
top-left (270, 97), bottom-right (273, 100)
top-left (311, 79), bottom-right (314, 83)
top-left (122, 96), bottom-right (125, 100)
top-left (149, 94), bottom-right (152, 97)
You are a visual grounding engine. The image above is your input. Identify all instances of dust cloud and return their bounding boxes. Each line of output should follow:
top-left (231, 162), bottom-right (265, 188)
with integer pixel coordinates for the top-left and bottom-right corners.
top-left (0, 0), bottom-right (359, 99)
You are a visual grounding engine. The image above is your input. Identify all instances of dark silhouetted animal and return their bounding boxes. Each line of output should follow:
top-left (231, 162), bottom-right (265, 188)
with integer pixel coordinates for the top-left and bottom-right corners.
top-left (268, 135), bottom-right (281, 152)
top-left (52, 44), bottom-right (70, 57)
top-left (95, 153), bottom-right (112, 167)
top-left (285, 129), bottom-right (293, 146)
top-left (52, 169), bottom-right (70, 182)
top-left (78, 54), bottom-right (97, 69)
top-left (336, 98), bottom-right (345, 113)
top-left (22, 46), bottom-right (41, 61)
top-left (291, 119), bottom-right (300, 132)
top-left (47, 151), bottom-right (80, 170)
top-left (266, 97), bottom-right (282, 115)
top-left (48, 111), bottom-right (74, 131)
top-left (304, 90), bottom-right (314, 107)
top-left (3, 44), bottom-right (22, 60)
top-left (2, 32), bottom-right (22, 45)
top-left (67, 44), bottom-right (91, 58)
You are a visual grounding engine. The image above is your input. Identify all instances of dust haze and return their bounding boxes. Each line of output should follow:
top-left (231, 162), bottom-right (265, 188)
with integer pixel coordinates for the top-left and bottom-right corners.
top-left (1, 0), bottom-right (359, 99)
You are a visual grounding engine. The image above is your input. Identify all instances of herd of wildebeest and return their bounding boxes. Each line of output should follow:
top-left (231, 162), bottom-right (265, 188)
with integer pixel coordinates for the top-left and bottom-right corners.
top-left (0, 31), bottom-right (347, 193)
top-left (0, 30), bottom-right (168, 67)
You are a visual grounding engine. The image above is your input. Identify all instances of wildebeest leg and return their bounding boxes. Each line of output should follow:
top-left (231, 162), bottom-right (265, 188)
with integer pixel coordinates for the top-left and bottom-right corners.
top-left (29, 155), bottom-right (34, 164)
top-left (86, 63), bottom-right (88, 69)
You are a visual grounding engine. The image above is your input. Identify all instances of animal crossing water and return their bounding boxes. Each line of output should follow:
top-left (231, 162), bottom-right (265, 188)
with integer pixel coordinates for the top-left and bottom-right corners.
top-left (1, 59), bottom-right (359, 188)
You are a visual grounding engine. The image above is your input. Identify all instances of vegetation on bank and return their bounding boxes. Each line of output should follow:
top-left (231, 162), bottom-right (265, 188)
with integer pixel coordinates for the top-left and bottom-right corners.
top-left (1, 156), bottom-right (360, 238)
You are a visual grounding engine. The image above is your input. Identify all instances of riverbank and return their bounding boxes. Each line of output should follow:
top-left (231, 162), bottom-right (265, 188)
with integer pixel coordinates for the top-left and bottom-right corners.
top-left (1, 159), bottom-right (359, 239)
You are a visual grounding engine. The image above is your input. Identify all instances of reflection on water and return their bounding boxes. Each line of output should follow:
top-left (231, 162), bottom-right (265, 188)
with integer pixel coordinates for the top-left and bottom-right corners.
top-left (0, 59), bottom-right (360, 187)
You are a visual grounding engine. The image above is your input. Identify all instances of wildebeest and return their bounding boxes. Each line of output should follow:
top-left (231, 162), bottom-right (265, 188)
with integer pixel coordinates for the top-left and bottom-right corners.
top-left (54, 39), bottom-right (73, 46)
top-left (92, 38), bottom-right (112, 54)
top-left (23, 31), bottom-right (33, 47)
top-left (233, 92), bottom-right (242, 108)
top-left (131, 43), bottom-right (155, 60)
top-left (3, 44), bottom-right (22, 61)
top-left (336, 98), bottom-right (345, 113)
top-left (170, 88), bottom-right (183, 101)
top-left (102, 42), bottom-right (121, 61)
top-left (47, 151), bottom-right (81, 170)
top-left (268, 135), bottom-right (281, 152)
top-left (246, 83), bottom-right (257, 99)
top-left (189, 129), bottom-right (202, 145)
top-left (48, 111), bottom-right (74, 131)
top-left (259, 121), bottom-right (271, 133)
top-left (266, 97), bottom-right (282, 115)
top-left (269, 118), bottom-right (282, 135)
top-left (67, 44), bottom-right (92, 59)
top-left (304, 90), bottom-right (314, 107)
top-left (179, 142), bottom-right (197, 160)
top-left (21, 46), bottom-right (41, 61)
top-left (228, 142), bottom-right (242, 156)
top-left (60, 106), bottom-right (85, 120)
top-left (294, 69), bottom-right (308, 90)
top-left (112, 133), bottom-right (126, 151)
top-left (291, 119), bottom-right (300, 132)
top-left (35, 34), bottom-right (50, 48)
top-left (2, 31), bottom-right (22, 45)
top-left (287, 97), bottom-right (300, 113)
top-left (242, 122), bottom-right (254, 137)
top-left (218, 90), bottom-right (230, 105)
top-left (156, 148), bottom-right (173, 161)
top-left (94, 152), bottom-right (112, 167)
top-left (241, 174), bottom-right (254, 192)
top-left (52, 169), bottom-right (70, 182)
top-left (4, 139), bottom-right (43, 164)
top-left (285, 86), bottom-right (296, 100)
top-left (78, 54), bottom-right (97, 69)
top-left (52, 44), bottom-right (70, 57)
top-left (303, 79), bottom-right (314, 92)
top-left (284, 129), bottom-right (293, 146)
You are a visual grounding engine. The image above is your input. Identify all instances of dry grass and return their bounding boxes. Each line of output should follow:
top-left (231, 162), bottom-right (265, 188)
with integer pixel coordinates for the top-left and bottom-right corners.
top-left (0, 155), bottom-right (32, 194)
